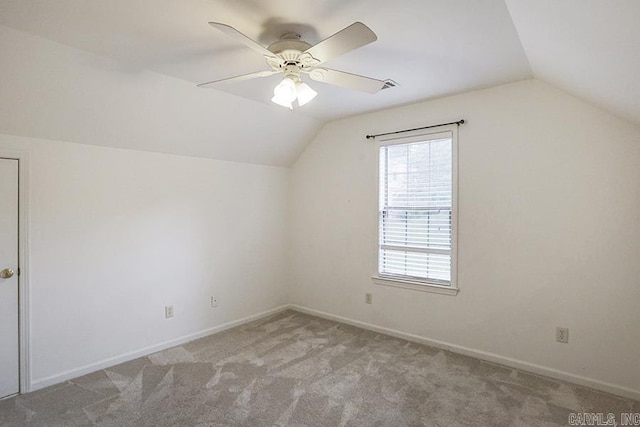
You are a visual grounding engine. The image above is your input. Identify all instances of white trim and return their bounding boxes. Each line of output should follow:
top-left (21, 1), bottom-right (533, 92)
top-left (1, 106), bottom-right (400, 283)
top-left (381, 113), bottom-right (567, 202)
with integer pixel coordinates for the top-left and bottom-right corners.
top-left (288, 304), bottom-right (640, 401)
top-left (0, 149), bottom-right (31, 394)
top-left (375, 126), bottom-right (459, 290)
top-left (26, 302), bottom-right (640, 400)
top-left (451, 125), bottom-right (459, 291)
top-left (30, 304), bottom-right (289, 391)
top-left (372, 275), bottom-right (459, 295)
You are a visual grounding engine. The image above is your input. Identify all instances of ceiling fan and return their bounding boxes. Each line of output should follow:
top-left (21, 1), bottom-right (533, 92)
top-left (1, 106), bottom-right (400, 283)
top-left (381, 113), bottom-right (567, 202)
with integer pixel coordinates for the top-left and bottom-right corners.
top-left (198, 22), bottom-right (392, 109)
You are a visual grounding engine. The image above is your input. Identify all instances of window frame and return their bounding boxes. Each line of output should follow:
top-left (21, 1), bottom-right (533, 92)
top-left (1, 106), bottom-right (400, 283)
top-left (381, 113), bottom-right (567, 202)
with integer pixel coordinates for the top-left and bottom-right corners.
top-left (372, 126), bottom-right (459, 296)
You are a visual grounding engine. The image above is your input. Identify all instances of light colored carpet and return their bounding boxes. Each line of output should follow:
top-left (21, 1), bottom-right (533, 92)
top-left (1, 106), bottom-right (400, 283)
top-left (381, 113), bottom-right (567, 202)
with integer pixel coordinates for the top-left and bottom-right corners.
top-left (0, 310), bottom-right (638, 426)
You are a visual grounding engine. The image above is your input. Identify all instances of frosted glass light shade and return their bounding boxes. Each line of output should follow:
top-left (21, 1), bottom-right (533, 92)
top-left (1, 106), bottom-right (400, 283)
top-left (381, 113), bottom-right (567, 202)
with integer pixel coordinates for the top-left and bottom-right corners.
top-left (272, 78), bottom-right (297, 107)
top-left (271, 77), bottom-right (318, 108)
top-left (296, 82), bottom-right (317, 106)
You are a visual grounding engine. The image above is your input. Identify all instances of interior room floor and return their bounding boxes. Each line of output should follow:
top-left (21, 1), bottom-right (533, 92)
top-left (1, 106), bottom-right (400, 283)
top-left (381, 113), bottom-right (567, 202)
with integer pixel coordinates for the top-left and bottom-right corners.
top-left (1, 310), bottom-right (638, 426)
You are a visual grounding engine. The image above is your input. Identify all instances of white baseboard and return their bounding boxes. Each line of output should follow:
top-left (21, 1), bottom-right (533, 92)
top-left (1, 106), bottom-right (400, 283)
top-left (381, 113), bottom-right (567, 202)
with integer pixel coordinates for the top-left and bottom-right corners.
top-left (30, 303), bottom-right (640, 401)
top-left (288, 304), bottom-right (640, 402)
top-left (30, 305), bottom-right (289, 392)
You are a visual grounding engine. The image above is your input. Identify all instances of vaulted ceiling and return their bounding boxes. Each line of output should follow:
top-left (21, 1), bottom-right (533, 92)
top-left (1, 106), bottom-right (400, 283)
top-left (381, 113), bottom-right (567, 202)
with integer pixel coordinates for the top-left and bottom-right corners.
top-left (0, 0), bottom-right (638, 165)
top-left (505, 0), bottom-right (640, 126)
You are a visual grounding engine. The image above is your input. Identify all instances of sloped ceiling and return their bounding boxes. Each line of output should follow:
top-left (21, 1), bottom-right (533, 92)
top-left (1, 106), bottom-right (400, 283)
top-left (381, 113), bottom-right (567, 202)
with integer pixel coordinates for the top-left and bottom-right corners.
top-left (0, 0), bottom-right (638, 166)
top-left (0, 25), bottom-right (323, 166)
top-left (0, 0), bottom-right (532, 121)
top-left (505, 0), bottom-right (640, 126)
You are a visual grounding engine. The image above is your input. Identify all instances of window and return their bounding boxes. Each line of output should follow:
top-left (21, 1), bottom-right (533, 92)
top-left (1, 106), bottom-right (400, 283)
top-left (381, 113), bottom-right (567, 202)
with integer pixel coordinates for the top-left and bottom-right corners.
top-left (375, 128), bottom-right (458, 294)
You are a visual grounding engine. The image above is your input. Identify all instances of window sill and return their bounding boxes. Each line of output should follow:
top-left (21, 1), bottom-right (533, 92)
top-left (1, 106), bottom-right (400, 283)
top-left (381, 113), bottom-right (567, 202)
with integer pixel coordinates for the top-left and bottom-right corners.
top-left (371, 276), bottom-right (459, 296)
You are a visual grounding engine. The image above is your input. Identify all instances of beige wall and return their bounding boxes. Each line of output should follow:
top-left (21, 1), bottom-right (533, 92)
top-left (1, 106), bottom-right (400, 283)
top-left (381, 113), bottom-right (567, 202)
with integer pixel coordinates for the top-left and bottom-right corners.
top-left (3, 77), bottom-right (639, 399)
top-left (0, 134), bottom-right (290, 387)
top-left (289, 79), bottom-right (640, 396)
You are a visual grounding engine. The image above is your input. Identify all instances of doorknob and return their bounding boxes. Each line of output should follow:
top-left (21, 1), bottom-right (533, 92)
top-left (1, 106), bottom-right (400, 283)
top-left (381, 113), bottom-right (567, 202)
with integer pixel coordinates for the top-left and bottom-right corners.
top-left (0, 268), bottom-right (14, 279)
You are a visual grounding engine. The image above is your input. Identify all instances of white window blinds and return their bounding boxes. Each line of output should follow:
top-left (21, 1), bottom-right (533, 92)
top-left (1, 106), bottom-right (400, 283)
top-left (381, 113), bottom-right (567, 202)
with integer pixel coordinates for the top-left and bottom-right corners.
top-left (378, 132), bottom-right (454, 285)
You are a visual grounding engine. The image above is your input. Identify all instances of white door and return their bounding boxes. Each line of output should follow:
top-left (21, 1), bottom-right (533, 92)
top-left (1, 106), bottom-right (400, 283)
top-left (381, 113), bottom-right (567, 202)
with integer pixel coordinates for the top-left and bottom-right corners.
top-left (0, 158), bottom-right (19, 398)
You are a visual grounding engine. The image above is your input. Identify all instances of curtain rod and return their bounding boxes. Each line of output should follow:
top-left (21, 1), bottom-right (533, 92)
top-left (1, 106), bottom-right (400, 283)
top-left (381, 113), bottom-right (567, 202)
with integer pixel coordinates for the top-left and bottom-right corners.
top-left (365, 119), bottom-right (465, 140)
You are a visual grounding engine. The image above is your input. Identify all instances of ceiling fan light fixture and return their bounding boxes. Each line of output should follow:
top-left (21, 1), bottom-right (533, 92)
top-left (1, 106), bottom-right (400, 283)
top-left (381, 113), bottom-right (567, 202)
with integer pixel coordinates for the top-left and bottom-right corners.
top-left (272, 77), bottom-right (297, 108)
top-left (296, 82), bottom-right (317, 107)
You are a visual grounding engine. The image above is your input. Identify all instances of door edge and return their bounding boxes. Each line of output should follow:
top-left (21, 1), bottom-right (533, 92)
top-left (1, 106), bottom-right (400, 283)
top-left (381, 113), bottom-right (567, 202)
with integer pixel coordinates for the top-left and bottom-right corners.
top-left (0, 149), bottom-right (31, 394)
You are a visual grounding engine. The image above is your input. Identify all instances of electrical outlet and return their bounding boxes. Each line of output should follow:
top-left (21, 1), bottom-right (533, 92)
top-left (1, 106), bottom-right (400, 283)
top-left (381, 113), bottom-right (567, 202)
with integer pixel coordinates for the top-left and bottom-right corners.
top-left (556, 327), bottom-right (569, 343)
top-left (165, 305), bottom-right (174, 318)
top-left (211, 296), bottom-right (218, 308)
top-left (365, 293), bottom-right (372, 304)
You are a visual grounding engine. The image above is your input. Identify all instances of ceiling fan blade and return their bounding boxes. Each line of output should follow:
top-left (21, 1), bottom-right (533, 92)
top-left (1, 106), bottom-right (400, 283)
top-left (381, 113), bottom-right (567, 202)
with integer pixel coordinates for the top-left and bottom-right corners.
top-left (197, 70), bottom-right (279, 88)
top-left (307, 68), bottom-right (386, 94)
top-left (209, 22), bottom-right (282, 62)
top-left (304, 22), bottom-right (377, 64)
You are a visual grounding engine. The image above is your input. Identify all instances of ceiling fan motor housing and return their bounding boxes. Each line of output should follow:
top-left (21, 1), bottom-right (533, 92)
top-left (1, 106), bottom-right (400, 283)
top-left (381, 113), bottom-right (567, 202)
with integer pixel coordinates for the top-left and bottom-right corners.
top-left (268, 33), bottom-right (312, 55)
top-left (267, 34), bottom-right (318, 70)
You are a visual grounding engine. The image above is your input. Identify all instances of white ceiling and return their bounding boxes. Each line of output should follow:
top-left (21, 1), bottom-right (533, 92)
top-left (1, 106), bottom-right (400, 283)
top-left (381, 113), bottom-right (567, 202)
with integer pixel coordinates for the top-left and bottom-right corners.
top-left (0, 24), bottom-right (323, 167)
top-left (505, 0), bottom-right (640, 125)
top-left (0, 1), bottom-right (638, 166)
top-left (0, 0), bottom-right (532, 121)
